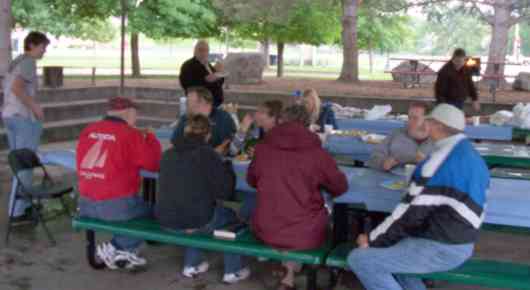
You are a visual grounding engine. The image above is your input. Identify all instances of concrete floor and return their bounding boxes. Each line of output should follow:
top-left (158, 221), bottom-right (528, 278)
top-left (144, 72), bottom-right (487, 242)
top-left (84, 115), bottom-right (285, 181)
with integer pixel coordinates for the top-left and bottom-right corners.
top-left (1, 143), bottom-right (529, 290)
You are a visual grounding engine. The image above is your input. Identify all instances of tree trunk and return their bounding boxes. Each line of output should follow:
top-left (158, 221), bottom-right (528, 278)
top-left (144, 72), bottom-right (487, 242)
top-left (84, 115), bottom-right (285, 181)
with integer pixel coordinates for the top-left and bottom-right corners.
top-left (484, 3), bottom-right (512, 80)
top-left (0, 0), bottom-right (12, 78)
top-left (368, 41), bottom-right (374, 74)
top-left (131, 32), bottom-right (141, 78)
top-left (338, 0), bottom-right (359, 83)
top-left (260, 38), bottom-right (270, 67)
top-left (277, 42), bottom-right (285, 78)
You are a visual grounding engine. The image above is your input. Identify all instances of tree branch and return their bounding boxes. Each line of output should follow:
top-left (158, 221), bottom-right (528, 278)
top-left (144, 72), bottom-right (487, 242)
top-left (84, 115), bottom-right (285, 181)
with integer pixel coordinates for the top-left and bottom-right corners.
top-left (471, 2), bottom-right (494, 24)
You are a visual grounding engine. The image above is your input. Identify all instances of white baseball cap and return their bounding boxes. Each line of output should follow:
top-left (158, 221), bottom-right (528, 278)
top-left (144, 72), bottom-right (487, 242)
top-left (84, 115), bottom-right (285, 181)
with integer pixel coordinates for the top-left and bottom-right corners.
top-left (427, 104), bottom-right (466, 131)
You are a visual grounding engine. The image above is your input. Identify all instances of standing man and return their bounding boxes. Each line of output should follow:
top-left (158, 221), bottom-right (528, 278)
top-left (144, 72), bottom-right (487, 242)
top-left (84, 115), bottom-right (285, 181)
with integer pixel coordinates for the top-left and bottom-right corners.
top-left (3, 31), bottom-right (49, 221)
top-left (435, 48), bottom-right (480, 112)
top-left (179, 40), bottom-right (225, 108)
top-left (348, 104), bottom-right (490, 290)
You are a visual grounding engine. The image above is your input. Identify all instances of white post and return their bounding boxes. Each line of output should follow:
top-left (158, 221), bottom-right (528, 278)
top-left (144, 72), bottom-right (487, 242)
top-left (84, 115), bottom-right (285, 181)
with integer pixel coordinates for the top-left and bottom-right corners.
top-left (0, 0), bottom-right (12, 78)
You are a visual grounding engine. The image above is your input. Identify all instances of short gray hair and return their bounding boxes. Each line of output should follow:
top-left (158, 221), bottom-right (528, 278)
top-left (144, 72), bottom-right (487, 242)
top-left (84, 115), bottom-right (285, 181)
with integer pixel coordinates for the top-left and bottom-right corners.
top-left (282, 105), bottom-right (311, 127)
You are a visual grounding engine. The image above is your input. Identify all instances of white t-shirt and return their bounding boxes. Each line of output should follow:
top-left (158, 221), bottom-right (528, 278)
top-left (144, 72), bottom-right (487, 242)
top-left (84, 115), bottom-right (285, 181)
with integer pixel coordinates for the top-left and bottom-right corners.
top-left (2, 54), bottom-right (38, 120)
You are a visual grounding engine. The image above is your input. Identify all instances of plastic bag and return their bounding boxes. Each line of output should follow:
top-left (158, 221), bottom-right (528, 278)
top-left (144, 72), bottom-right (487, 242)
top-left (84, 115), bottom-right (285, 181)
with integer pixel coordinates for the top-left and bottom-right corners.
top-left (512, 103), bottom-right (530, 129)
top-left (489, 110), bottom-right (514, 126)
top-left (364, 105), bottom-right (392, 120)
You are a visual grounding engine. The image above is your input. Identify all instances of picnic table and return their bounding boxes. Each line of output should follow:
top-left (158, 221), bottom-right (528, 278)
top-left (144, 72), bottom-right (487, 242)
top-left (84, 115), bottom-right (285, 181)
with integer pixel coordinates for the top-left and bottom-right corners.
top-left (336, 118), bottom-right (514, 141)
top-left (40, 150), bottom-right (530, 229)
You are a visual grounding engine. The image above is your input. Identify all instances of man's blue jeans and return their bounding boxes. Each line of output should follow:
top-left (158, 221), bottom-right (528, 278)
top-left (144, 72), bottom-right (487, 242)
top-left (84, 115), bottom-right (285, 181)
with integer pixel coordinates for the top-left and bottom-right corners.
top-left (348, 238), bottom-right (474, 290)
top-left (170, 206), bottom-right (244, 274)
top-left (79, 196), bottom-right (151, 251)
top-left (4, 116), bottom-right (43, 217)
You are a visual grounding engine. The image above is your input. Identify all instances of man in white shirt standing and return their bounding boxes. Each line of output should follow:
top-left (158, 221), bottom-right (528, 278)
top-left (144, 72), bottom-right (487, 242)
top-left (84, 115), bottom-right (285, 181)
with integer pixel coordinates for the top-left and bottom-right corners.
top-left (2, 31), bottom-right (49, 221)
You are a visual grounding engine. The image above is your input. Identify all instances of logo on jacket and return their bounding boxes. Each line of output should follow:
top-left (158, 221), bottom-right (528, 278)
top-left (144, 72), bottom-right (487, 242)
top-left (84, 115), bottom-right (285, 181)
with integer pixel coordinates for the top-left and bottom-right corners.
top-left (80, 139), bottom-right (108, 171)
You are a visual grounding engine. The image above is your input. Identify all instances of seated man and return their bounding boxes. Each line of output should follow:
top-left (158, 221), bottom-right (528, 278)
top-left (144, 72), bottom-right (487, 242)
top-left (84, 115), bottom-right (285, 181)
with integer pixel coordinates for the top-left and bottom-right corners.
top-left (367, 102), bottom-right (435, 171)
top-left (248, 105), bottom-right (348, 290)
top-left (156, 114), bottom-right (249, 284)
top-left (76, 97), bottom-right (162, 269)
top-left (171, 86), bottom-right (236, 155)
top-left (348, 104), bottom-right (490, 290)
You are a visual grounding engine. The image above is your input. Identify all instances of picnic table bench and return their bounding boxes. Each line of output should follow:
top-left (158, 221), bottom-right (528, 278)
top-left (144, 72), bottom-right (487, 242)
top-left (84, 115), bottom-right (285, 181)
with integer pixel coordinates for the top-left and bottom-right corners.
top-left (326, 243), bottom-right (530, 290)
top-left (72, 217), bottom-right (328, 290)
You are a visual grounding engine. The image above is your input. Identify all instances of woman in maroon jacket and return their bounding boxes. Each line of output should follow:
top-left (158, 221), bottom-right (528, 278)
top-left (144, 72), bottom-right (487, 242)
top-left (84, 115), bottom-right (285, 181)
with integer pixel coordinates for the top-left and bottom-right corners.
top-left (247, 105), bottom-right (348, 290)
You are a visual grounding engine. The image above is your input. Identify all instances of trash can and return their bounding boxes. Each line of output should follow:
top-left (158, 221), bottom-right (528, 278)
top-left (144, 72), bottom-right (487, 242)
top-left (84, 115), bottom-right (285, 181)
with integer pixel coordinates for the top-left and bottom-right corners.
top-left (269, 55), bottom-right (278, 66)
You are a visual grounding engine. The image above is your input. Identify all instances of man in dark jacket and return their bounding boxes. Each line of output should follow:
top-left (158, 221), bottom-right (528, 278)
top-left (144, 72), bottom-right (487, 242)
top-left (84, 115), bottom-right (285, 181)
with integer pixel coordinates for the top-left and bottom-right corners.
top-left (156, 114), bottom-right (249, 284)
top-left (248, 105), bottom-right (348, 289)
top-left (179, 40), bottom-right (225, 107)
top-left (171, 87), bottom-right (236, 155)
top-left (348, 104), bottom-right (489, 290)
top-left (435, 48), bottom-right (480, 111)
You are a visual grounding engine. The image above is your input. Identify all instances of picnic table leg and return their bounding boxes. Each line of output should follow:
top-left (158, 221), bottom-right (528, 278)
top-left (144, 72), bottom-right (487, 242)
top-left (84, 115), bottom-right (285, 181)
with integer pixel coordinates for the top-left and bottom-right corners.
top-left (333, 203), bottom-right (349, 246)
top-left (305, 265), bottom-right (318, 290)
top-left (86, 230), bottom-right (106, 270)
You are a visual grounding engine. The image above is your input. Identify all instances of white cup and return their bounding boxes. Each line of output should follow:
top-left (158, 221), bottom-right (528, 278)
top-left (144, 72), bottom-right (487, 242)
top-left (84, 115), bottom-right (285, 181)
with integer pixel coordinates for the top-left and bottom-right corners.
top-left (473, 116), bottom-right (481, 126)
top-left (324, 124), bottom-right (333, 134)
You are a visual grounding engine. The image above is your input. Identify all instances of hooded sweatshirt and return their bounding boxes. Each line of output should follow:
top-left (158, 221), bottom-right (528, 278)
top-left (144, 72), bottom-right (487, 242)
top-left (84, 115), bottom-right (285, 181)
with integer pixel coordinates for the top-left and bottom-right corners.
top-left (155, 136), bottom-right (235, 229)
top-left (247, 121), bottom-right (348, 250)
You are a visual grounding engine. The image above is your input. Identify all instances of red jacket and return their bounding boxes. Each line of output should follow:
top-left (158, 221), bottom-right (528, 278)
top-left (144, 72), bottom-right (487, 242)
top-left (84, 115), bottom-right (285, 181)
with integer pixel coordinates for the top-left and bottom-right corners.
top-left (76, 117), bottom-right (162, 201)
top-left (247, 121), bottom-right (348, 250)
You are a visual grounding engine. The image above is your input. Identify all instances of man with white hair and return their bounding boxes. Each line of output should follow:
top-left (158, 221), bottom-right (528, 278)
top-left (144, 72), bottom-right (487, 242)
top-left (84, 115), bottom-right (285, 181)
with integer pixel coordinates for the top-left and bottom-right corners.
top-left (348, 104), bottom-right (490, 290)
top-left (179, 40), bottom-right (225, 107)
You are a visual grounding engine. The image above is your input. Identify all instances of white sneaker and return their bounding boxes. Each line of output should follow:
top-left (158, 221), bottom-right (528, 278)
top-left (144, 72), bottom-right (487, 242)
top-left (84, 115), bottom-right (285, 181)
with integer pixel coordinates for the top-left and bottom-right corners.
top-left (96, 242), bottom-right (118, 270)
top-left (114, 250), bottom-right (147, 269)
top-left (182, 261), bottom-right (210, 278)
top-left (222, 267), bottom-right (251, 284)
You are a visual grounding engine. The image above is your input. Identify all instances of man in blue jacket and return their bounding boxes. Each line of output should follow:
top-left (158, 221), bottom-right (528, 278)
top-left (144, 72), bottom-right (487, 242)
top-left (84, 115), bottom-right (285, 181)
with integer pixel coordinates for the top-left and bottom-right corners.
top-left (348, 104), bottom-right (490, 290)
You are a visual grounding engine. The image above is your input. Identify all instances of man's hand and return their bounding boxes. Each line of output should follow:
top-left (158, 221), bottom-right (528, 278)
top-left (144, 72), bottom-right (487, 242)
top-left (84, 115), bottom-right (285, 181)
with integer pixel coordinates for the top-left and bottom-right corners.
top-left (32, 104), bottom-right (44, 121)
top-left (139, 127), bottom-right (155, 137)
top-left (383, 158), bottom-right (399, 171)
top-left (240, 114), bottom-right (254, 134)
top-left (472, 101), bottom-right (481, 112)
top-left (215, 139), bottom-right (231, 155)
top-left (357, 234), bottom-right (369, 249)
top-left (205, 74), bottom-right (219, 83)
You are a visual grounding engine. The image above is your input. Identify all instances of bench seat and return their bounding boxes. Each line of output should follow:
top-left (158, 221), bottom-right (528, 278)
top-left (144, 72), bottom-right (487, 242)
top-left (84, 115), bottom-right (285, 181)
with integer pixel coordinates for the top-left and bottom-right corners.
top-left (326, 243), bottom-right (530, 290)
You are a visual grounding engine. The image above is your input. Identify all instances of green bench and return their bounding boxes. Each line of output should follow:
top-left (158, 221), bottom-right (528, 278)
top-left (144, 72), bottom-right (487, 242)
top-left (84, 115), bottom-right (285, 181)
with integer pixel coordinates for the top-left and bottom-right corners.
top-left (326, 243), bottom-right (530, 290)
top-left (72, 216), bottom-right (330, 290)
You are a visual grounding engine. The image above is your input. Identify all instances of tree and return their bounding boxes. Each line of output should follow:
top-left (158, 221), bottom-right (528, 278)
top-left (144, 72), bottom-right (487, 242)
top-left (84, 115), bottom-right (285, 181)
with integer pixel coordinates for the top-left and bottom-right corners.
top-left (215, 0), bottom-right (340, 77)
top-left (0, 0), bottom-right (12, 78)
top-left (414, 7), bottom-right (490, 56)
top-left (12, 0), bottom-right (116, 42)
top-left (357, 8), bottom-right (414, 73)
top-left (338, 0), bottom-right (360, 82)
top-left (386, 0), bottom-right (530, 78)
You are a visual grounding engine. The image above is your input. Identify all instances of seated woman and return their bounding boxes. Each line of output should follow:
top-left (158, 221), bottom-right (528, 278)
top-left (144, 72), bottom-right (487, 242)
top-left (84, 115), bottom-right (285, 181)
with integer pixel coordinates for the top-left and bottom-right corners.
top-left (303, 88), bottom-right (338, 132)
top-left (230, 100), bottom-right (283, 157)
top-left (247, 105), bottom-right (348, 290)
top-left (155, 115), bottom-right (250, 284)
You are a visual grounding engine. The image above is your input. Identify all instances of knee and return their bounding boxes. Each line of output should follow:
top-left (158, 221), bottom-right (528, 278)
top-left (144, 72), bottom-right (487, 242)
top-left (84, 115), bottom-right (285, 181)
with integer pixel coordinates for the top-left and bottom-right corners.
top-left (347, 248), bottom-right (373, 272)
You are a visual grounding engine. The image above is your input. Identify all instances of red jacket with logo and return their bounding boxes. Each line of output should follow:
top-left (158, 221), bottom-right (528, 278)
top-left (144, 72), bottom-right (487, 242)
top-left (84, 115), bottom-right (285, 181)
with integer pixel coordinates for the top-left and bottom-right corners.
top-left (76, 117), bottom-right (162, 201)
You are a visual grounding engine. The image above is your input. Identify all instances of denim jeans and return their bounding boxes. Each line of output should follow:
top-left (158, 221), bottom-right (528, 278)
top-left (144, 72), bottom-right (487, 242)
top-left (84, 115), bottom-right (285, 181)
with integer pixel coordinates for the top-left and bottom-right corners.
top-left (348, 238), bottom-right (474, 290)
top-left (171, 206), bottom-right (244, 274)
top-left (239, 192), bottom-right (256, 222)
top-left (4, 116), bottom-right (43, 217)
top-left (78, 195), bottom-right (152, 251)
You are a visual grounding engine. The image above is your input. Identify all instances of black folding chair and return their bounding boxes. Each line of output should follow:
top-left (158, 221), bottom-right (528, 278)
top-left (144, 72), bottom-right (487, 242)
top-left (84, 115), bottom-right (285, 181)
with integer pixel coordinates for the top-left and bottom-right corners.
top-left (6, 148), bottom-right (73, 245)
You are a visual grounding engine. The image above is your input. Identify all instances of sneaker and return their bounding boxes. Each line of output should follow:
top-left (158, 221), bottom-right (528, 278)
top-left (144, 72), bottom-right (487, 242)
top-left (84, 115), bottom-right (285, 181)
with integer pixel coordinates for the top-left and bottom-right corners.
top-left (182, 261), bottom-right (210, 278)
top-left (96, 242), bottom-right (118, 269)
top-left (114, 250), bottom-right (147, 269)
top-left (223, 267), bottom-right (251, 284)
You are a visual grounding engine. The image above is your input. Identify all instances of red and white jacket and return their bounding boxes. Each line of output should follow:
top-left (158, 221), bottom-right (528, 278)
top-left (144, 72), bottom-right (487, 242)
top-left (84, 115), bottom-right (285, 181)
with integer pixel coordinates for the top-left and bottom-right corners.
top-left (76, 116), bottom-right (162, 201)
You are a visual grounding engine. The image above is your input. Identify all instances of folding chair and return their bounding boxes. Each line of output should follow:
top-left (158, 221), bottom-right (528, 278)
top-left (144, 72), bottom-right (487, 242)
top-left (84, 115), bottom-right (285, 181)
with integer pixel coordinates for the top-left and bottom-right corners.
top-left (6, 148), bottom-right (73, 245)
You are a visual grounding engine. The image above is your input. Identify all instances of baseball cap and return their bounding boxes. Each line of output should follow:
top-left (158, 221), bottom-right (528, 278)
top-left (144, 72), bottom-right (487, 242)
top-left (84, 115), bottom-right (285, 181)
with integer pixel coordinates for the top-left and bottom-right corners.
top-left (427, 104), bottom-right (465, 131)
top-left (108, 97), bottom-right (138, 111)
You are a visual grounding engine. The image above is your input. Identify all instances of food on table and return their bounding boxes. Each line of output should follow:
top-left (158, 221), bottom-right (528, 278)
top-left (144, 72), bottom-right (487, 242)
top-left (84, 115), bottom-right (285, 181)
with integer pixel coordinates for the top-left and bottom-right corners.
top-left (235, 154), bottom-right (250, 162)
top-left (382, 180), bottom-right (407, 190)
top-left (332, 129), bottom-right (368, 137)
